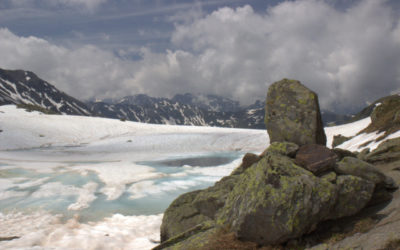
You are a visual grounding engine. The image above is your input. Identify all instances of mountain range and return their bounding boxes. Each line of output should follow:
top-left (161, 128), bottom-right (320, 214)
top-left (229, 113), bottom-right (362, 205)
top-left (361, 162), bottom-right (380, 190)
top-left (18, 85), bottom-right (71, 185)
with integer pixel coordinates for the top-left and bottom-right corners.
top-left (0, 68), bottom-right (351, 128)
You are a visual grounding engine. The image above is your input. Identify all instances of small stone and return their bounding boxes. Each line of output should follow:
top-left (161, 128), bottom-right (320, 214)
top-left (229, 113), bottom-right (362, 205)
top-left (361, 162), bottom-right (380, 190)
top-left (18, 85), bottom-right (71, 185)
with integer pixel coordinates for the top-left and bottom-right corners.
top-left (262, 141), bottom-right (299, 158)
top-left (231, 153), bottom-right (260, 175)
top-left (333, 148), bottom-right (357, 161)
top-left (332, 134), bottom-right (352, 148)
top-left (357, 148), bottom-right (370, 161)
top-left (295, 144), bottom-right (337, 175)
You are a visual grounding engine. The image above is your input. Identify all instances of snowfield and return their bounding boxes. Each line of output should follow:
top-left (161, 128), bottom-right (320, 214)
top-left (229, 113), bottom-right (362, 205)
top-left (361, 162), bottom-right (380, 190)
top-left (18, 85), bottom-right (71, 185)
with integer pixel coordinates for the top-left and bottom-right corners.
top-left (0, 105), bottom-right (398, 249)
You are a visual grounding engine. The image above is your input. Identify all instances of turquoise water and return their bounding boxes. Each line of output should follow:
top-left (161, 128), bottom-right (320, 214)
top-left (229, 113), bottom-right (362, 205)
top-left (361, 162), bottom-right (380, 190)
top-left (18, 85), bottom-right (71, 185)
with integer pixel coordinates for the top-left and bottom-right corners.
top-left (0, 151), bottom-right (243, 223)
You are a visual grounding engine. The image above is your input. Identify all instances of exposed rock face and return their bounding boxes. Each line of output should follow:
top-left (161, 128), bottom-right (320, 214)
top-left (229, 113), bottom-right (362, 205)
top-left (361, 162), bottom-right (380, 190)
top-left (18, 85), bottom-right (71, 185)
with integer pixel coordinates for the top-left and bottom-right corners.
top-left (217, 152), bottom-right (337, 245)
top-left (160, 175), bottom-right (238, 241)
top-left (264, 79), bottom-right (326, 146)
top-left (295, 144), bottom-right (337, 175)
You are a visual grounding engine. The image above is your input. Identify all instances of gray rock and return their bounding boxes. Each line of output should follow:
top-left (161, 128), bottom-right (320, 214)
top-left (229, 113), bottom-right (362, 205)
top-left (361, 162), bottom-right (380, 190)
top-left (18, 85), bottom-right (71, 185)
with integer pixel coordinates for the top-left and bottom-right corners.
top-left (335, 157), bottom-right (396, 189)
top-left (231, 153), bottom-right (260, 175)
top-left (264, 79), bottom-right (326, 146)
top-left (160, 175), bottom-right (238, 242)
top-left (365, 137), bottom-right (400, 164)
top-left (217, 152), bottom-right (337, 245)
top-left (320, 171), bottom-right (337, 183)
top-left (261, 141), bottom-right (299, 158)
top-left (357, 148), bottom-right (370, 161)
top-left (329, 175), bottom-right (375, 219)
top-left (332, 134), bottom-right (352, 148)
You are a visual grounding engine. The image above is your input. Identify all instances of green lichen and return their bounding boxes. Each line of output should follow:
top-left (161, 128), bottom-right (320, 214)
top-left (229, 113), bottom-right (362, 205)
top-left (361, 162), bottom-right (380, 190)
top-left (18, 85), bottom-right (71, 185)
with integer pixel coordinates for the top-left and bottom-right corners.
top-left (217, 152), bottom-right (337, 244)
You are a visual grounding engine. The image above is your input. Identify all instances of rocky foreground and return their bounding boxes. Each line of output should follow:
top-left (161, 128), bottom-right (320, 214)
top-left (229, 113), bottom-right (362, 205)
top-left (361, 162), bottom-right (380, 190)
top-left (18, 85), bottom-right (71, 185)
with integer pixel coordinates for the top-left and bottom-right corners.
top-left (154, 79), bottom-right (400, 249)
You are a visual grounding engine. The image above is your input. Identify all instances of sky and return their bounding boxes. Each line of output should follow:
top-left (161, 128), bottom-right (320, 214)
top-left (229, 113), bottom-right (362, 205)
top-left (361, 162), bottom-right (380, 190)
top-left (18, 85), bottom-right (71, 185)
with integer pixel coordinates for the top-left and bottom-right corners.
top-left (0, 0), bottom-right (400, 113)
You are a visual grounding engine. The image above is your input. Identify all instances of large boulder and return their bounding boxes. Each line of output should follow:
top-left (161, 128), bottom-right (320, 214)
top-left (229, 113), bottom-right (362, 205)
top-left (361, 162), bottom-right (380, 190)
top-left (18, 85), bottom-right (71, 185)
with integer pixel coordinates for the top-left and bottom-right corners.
top-left (329, 175), bottom-right (375, 219)
top-left (217, 152), bottom-right (337, 245)
top-left (295, 144), bottom-right (337, 175)
top-left (334, 157), bottom-right (397, 189)
top-left (264, 79), bottom-right (326, 146)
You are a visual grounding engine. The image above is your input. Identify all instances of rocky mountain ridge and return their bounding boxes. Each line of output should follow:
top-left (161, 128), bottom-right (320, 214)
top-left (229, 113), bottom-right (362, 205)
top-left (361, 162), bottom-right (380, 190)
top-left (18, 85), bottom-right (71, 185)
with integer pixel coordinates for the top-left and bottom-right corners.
top-left (0, 69), bottom-right (91, 116)
top-left (0, 68), bottom-right (350, 129)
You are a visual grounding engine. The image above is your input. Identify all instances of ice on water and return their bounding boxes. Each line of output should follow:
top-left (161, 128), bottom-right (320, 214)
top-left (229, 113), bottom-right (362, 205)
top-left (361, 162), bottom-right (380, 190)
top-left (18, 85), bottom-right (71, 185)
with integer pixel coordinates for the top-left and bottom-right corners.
top-left (0, 105), bottom-right (268, 249)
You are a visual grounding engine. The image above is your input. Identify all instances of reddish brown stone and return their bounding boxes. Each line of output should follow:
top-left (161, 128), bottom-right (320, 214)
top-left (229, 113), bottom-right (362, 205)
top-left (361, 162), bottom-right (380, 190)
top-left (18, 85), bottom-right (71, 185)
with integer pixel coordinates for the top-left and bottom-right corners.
top-left (295, 144), bottom-right (337, 175)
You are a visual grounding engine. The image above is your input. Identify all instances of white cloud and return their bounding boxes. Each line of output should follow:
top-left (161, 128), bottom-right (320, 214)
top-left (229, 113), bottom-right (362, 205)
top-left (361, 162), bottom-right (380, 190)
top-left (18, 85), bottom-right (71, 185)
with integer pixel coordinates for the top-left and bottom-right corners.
top-left (0, 28), bottom-right (140, 99)
top-left (0, 0), bottom-right (400, 112)
top-left (167, 0), bottom-right (400, 111)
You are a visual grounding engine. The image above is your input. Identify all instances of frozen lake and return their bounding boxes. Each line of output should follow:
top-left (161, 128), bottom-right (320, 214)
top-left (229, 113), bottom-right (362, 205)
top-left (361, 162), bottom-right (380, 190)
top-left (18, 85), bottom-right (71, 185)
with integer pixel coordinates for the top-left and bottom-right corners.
top-left (0, 105), bottom-right (268, 249)
top-left (0, 148), bottom-right (243, 223)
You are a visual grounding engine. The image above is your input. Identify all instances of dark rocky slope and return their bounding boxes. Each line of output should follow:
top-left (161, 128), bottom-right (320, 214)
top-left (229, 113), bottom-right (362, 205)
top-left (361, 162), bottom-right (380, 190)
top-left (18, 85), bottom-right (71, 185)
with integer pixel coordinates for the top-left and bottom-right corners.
top-left (0, 69), bottom-right (91, 116)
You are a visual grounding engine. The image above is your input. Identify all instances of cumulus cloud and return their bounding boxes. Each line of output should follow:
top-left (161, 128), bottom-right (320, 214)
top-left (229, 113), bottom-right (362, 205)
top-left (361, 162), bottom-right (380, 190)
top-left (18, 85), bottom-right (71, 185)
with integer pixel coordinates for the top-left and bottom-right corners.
top-left (167, 0), bottom-right (400, 111)
top-left (1, 0), bottom-right (400, 112)
top-left (0, 28), bottom-right (140, 99)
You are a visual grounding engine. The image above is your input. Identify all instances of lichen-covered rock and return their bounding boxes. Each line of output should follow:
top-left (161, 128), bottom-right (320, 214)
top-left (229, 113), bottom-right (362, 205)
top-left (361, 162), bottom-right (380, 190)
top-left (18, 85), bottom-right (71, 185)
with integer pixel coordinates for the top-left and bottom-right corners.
top-left (231, 153), bottom-right (260, 175)
top-left (160, 190), bottom-right (209, 242)
top-left (155, 222), bottom-right (215, 250)
top-left (360, 95), bottom-right (400, 138)
top-left (217, 152), bottom-right (337, 245)
top-left (261, 141), bottom-right (299, 158)
top-left (332, 134), bottom-right (352, 148)
top-left (159, 228), bottom-right (217, 250)
top-left (320, 171), bottom-right (337, 183)
top-left (334, 157), bottom-right (396, 189)
top-left (160, 175), bottom-right (238, 242)
top-left (330, 175), bottom-right (375, 219)
top-left (364, 137), bottom-right (400, 164)
top-left (264, 79), bottom-right (326, 146)
top-left (295, 144), bottom-right (337, 175)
